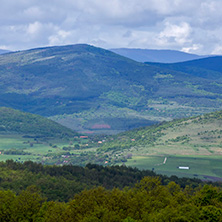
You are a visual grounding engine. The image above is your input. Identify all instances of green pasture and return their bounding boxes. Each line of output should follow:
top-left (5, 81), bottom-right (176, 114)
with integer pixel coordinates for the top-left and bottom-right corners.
top-left (0, 135), bottom-right (32, 150)
top-left (126, 155), bottom-right (222, 180)
top-left (0, 154), bottom-right (39, 162)
top-left (0, 134), bottom-right (76, 161)
top-left (125, 156), bottom-right (165, 169)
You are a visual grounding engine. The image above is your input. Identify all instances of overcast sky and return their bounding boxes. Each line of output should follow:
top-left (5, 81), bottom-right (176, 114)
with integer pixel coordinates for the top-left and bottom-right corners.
top-left (1, 0), bottom-right (222, 55)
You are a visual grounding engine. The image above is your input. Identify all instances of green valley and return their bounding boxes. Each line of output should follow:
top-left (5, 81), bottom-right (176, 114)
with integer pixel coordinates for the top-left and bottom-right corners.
top-left (94, 110), bottom-right (222, 180)
top-left (0, 107), bottom-right (79, 163)
top-left (0, 44), bottom-right (222, 179)
top-left (1, 107), bottom-right (222, 180)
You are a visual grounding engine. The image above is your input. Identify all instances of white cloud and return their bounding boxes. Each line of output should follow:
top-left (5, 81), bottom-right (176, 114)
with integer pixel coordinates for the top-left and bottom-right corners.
top-left (0, 0), bottom-right (222, 54)
top-left (0, 45), bottom-right (8, 50)
top-left (27, 21), bottom-right (42, 35)
top-left (23, 6), bottom-right (43, 19)
top-left (212, 46), bottom-right (222, 55)
top-left (48, 29), bottom-right (72, 46)
top-left (158, 22), bottom-right (192, 45)
top-left (182, 44), bottom-right (203, 54)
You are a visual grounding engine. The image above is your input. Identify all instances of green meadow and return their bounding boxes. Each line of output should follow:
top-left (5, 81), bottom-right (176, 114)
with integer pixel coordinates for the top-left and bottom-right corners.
top-left (0, 134), bottom-right (74, 162)
top-left (126, 155), bottom-right (222, 180)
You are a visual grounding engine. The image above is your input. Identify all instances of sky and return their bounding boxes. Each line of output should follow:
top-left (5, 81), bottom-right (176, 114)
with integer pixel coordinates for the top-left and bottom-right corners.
top-left (1, 0), bottom-right (222, 55)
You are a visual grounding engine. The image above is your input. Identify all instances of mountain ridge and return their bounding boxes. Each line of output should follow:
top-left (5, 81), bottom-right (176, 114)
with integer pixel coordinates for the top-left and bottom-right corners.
top-left (0, 49), bottom-right (11, 55)
top-left (110, 48), bottom-right (208, 63)
top-left (1, 44), bottom-right (222, 133)
top-left (145, 56), bottom-right (222, 80)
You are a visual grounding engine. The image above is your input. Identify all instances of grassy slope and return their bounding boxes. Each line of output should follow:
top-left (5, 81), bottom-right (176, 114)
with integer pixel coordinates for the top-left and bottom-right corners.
top-left (0, 107), bottom-right (77, 163)
top-left (98, 110), bottom-right (222, 179)
top-left (101, 110), bottom-right (222, 154)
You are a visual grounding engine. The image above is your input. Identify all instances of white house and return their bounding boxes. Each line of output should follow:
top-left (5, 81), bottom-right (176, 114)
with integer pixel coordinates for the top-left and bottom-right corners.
top-left (178, 166), bottom-right (190, 170)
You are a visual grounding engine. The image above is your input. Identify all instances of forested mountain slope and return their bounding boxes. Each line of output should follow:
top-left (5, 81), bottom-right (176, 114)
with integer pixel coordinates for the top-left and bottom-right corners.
top-left (145, 56), bottom-right (222, 80)
top-left (0, 107), bottom-right (76, 137)
top-left (1, 44), bottom-right (222, 133)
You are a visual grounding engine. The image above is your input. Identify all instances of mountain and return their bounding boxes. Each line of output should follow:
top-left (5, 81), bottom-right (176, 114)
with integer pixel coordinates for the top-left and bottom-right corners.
top-left (0, 107), bottom-right (76, 137)
top-left (145, 56), bottom-right (222, 80)
top-left (110, 48), bottom-right (207, 63)
top-left (0, 44), bottom-right (222, 133)
top-left (0, 49), bottom-right (11, 55)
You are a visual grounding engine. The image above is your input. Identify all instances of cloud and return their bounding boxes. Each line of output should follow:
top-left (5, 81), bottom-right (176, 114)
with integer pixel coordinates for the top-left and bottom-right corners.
top-left (212, 46), bottom-right (222, 55)
top-left (0, 0), bottom-right (222, 54)
top-left (182, 44), bottom-right (203, 54)
top-left (27, 21), bottom-right (42, 35)
top-left (48, 29), bottom-right (72, 46)
top-left (158, 22), bottom-right (192, 45)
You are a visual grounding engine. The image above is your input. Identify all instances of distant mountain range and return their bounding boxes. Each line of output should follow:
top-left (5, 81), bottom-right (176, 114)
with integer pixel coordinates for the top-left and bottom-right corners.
top-left (110, 48), bottom-right (208, 63)
top-left (0, 44), bottom-right (222, 133)
top-left (145, 56), bottom-right (222, 80)
top-left (0, 49), bottom-right (11, 55)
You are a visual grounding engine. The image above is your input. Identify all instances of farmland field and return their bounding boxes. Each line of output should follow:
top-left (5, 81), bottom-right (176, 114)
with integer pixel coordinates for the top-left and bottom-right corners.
top-left (126, 155), bottom-right (222, 181)
top-left (0, 134), bottom-right (77, 163)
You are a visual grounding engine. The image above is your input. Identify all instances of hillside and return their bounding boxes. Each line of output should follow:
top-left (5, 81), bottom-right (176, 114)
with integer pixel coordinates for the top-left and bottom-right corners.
top-left (98, 110), bottom-right (222, 179)
top-left (0, 107), bottom-right (76, 137)
top-left (1, 106), bottom-right (222, 179)
top-left (101, 110), bottom-right (222, 153)
top-left (110, 48), bottom-right (207, 63)
top-left (0, 44), bottom-right (222, 133)
top-left (145, 56), bottom-right (222, 80)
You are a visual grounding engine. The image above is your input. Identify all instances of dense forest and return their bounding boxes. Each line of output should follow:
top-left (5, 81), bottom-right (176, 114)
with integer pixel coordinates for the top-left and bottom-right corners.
top-left (0, 107), bottom-right (76, 137)
top-left (0, 160), bottom-right (205, 202)
top-left (0, 161), bottom-right (222, 221)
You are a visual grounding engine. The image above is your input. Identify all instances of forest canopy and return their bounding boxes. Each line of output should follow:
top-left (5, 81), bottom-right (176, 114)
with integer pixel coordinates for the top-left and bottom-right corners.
top-left (0, 161), bottom-right (221, 221)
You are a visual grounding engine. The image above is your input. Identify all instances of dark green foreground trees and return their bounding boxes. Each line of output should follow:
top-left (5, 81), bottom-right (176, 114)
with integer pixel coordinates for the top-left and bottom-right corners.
top-left (0, 160), bottom-right (204, 202)
top-left (0, 177), bottom-right (222, 221)
top-left (0, 161), bottom-right (221, 221)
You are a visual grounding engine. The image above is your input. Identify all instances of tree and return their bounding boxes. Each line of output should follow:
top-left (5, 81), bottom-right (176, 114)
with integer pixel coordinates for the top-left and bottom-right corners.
top-left (11, 186), bottom-right (45, 221)
top-left (0, 190), bottom-right (15, 222)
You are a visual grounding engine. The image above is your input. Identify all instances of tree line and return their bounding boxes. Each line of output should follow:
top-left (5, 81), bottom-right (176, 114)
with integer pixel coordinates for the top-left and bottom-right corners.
top-left (0, 160), bottom-right (208, 202)
top-left (0, 177), bottom-right (222, 221)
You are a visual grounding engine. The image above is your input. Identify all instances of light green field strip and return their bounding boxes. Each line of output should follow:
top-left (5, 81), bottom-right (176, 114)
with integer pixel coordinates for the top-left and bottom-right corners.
top-left (126, 155), bottom-right (222, 179)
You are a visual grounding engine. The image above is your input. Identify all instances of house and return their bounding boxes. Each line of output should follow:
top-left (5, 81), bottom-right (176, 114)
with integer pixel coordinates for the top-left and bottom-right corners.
top-left (178, 166), bottom-right (190, 170)
top-left (80, 136), bottom-right (88, 139)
